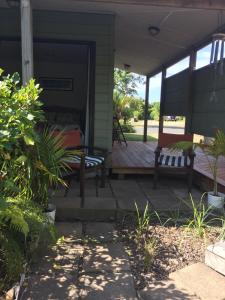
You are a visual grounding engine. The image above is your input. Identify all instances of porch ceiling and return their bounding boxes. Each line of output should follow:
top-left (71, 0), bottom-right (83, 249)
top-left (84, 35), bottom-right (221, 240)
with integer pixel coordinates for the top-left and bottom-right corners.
top-left (2, 0), bottom-right (225, 75)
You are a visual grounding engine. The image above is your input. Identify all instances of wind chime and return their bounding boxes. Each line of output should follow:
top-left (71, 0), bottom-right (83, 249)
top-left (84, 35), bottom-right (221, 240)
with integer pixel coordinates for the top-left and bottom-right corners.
top-left (209, 12), bottom-right (225, 102)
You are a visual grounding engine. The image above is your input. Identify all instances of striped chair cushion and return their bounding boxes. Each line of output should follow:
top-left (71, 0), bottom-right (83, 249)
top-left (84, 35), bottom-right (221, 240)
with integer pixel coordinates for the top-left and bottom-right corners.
top-left (66, 155), bottom-right (104, 168)
top-left (158, 154), bottom-right (190, 167)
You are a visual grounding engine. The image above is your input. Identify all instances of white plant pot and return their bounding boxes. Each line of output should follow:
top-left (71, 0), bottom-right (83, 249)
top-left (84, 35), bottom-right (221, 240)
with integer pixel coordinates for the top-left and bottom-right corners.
top-left (44, 204), bottom-right (56, 224)
top-left (208, 192), bottom-right (225, 209)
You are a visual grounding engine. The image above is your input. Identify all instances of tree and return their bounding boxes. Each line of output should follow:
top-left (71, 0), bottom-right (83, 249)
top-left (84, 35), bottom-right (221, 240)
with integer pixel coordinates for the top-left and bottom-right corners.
top-left (114, 68), bottom-right (143, 97)
top-left (150, 102), bottom-right (160, 120)
top-left (113, 68), bottom-right (144, 123)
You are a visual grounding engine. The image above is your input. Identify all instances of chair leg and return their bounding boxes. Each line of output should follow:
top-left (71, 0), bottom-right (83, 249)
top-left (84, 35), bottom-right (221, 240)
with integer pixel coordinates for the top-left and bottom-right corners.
top-left (100, 163), bottom-right (106, 188)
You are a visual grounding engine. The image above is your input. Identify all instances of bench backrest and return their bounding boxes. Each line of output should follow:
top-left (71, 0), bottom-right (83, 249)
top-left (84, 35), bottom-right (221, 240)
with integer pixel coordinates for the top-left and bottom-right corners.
top-left (52, 130), bottom-right (81, 148)
top-left (158, 133), bottom-right (193, 148)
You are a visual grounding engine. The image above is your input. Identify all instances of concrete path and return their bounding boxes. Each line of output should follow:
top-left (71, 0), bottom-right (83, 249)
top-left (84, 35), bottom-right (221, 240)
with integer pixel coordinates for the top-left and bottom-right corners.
top-left (23, 222), bottom-right (225, 300)
top-left (23, 222), bottom-right (138, 300)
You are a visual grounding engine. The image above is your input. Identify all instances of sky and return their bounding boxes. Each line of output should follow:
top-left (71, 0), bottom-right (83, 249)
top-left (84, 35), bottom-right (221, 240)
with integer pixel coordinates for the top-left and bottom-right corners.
top-left (135, 44), bottom-right (212, 102)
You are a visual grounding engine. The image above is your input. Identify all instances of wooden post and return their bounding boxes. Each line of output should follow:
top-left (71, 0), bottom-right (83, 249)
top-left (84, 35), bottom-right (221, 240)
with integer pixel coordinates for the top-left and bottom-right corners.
top-left (143, 76), bottom-right (150, 142)
top-left (20, 0), bottom-right (33, 85)
top-left (158, 68), bottom-right (166, 134)
top-left (185, 50), bottom-right (197, 134)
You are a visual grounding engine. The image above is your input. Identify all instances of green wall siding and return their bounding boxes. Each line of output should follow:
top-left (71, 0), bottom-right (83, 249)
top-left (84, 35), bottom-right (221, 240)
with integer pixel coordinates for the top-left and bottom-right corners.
top-left (0, 8), bottom-right (114, 150)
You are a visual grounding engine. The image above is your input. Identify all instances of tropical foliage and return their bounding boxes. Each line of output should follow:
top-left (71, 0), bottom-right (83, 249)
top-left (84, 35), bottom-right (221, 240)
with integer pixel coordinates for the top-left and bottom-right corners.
top-left (113, 68), bottom-right (146, 124)
top-left (0, 69), bottom-right (70, 293)
top-left (170, 129), bottom-right (225, 196)
top-left (150, 102), bottom-right (160, 121)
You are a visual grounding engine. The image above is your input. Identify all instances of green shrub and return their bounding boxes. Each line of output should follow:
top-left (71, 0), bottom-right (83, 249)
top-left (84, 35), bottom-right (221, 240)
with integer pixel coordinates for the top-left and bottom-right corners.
top-left (0, 195), bottom-right (56, 289)
top-left (0, 70), bottom-right (59, 291)
top-left (121, 123), bottom-right (136, 133)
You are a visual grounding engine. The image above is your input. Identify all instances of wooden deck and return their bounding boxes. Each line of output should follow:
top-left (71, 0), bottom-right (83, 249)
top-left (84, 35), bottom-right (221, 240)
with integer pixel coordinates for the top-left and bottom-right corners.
top-left (112, 141), bottom-right (225, 187)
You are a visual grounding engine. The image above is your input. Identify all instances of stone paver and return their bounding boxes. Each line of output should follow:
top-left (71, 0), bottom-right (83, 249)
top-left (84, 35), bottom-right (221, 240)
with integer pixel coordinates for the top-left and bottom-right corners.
top-left (56, 222), bottom-right (83, 238)
top-left (139, 279), bottom-right (200, 300)
top-left (24, 222), bottom-right (138, 300)
top-left (83, 243), bottom-right (131, 273)
top-left (85, 222), bottom-right (118, 242)
top-left (24, 223), bottom-right (83, 300)
top-left (111, 179), bottom-right (149, 211)
top-left (79, 272), bottom-right (138, 300)
top-left (169, 262), bottom-right (225, 300)
top-left (84, 196), bottom-right (116, 210)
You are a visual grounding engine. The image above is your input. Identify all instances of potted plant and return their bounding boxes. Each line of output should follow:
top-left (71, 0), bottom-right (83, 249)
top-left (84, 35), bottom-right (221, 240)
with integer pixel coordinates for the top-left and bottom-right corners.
top-left (171, 129), bottom-right (225, 210)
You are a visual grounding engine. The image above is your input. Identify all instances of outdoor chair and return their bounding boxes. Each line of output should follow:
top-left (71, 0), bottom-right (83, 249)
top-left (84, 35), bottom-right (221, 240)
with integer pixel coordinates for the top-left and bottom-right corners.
top-left (153, 133), bottom-right (195, 192)
top-left (54, 129), bottom-right (107, 207)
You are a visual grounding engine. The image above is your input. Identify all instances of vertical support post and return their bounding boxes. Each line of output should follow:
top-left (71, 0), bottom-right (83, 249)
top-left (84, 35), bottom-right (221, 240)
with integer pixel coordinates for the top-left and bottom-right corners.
top-left (185, 50), bottom-right (196, 134)
top-left (158, 68), bottom-right (166, 134)
top-left (143, 76), bottom-right (150, 142)
top-left (20, 0), bottom-right (33, 85)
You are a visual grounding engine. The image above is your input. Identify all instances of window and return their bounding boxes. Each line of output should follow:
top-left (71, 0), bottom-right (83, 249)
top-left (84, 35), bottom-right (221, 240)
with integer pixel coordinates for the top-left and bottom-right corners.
top-left (196, 44), bottom-right (212, 69)
top-left (166, 57), bottom-right (190, 78)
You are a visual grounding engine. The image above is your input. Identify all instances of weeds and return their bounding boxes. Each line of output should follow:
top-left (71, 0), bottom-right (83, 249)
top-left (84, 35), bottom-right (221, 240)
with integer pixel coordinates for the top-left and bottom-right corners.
top-left (135, 201), bottom-right (151, 238)
top-left (154, 211), bottom-right (171, 227)
top-left (184, 193), bottom-right (212, 237)
top-left (144, 237), bottom-right (159, 270)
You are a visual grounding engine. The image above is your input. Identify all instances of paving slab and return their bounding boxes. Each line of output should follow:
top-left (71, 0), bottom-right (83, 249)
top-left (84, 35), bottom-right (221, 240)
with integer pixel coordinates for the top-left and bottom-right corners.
top-left (79, 272), bottom-right (138, 300)
top-left (56, 222), bottom-right (83, 239)
top-left (111, 179), bottom-right (149, 211)
top-left (85, 222), bottom-right (118, 242)
top-left (84, 196), bottom-right (116, 210)
top-left (139, 279), bottom-right (200, 300)
top-left (169, 262), bottom-right (225, 300)
top-left (24, 240), bottom-right (83, 300)
top-left (52, 196), bottom-right (81, 209)
top-left (172, 188), bottom-right (202, 202)
top-left (82, 243), bottom-right (130, 273)
top-left (111, 179), bottom-right (148, 202)
top-left (147, 189), bottom-right (185, 211)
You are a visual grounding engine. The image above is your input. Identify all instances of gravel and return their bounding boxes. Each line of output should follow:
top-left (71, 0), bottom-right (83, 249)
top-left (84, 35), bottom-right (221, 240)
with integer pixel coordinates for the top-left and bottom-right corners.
top-left (117, 219), bottom-right (220, 290)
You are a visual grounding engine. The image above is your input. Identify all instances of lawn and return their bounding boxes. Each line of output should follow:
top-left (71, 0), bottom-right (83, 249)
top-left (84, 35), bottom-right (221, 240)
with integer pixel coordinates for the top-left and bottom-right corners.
top-left (124, 133), bottom-right (157, 142)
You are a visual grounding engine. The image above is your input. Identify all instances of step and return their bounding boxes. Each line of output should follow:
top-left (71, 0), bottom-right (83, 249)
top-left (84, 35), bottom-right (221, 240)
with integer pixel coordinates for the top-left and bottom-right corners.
top-left (53, 196), bottom-right (117, 221)
top-left (169, 262), bottom-right (225, 300)
top-left (205, 241), bottom-right (225, 276)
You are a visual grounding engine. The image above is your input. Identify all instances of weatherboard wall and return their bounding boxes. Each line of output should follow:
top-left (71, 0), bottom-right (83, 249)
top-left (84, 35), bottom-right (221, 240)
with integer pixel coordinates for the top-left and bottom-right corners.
top-left (0, 8), bottom-right (115, 150)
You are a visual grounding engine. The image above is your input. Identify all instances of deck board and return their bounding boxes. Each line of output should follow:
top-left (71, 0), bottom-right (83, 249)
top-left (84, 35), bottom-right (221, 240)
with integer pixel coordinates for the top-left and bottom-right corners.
top-left (112, 141), bottom-right (225, 187)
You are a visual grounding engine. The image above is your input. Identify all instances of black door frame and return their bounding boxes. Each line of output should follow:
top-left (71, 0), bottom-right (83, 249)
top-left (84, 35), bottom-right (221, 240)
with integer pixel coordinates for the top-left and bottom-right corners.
top-left (0, 36), bottom-right (96, 147)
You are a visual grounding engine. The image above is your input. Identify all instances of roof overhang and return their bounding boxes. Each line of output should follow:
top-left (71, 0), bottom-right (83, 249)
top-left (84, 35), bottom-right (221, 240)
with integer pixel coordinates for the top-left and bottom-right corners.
top-left (2, 0), bottom-right (225, 75)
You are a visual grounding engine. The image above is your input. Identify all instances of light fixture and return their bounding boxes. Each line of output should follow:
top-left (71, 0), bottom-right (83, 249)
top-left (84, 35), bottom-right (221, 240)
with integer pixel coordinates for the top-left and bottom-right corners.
top-left (6, 0), bottom-right (20, 8)
top-left (148, 26), bottom-right (160, 37)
